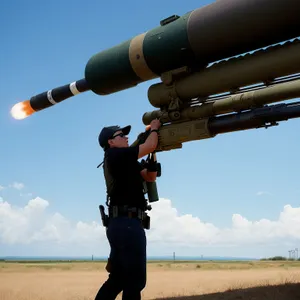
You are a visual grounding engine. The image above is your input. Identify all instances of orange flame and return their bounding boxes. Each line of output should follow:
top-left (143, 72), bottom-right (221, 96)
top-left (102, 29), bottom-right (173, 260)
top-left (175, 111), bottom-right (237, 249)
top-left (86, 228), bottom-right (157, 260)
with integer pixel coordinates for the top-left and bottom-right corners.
top-left (10, 100), bottom-right (35, 120)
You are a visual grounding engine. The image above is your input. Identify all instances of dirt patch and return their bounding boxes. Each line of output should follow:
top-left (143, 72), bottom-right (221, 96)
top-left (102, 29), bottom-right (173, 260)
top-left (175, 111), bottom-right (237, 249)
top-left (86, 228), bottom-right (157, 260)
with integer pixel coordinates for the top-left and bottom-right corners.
top-left (0, 262), bottom-right (299, 299)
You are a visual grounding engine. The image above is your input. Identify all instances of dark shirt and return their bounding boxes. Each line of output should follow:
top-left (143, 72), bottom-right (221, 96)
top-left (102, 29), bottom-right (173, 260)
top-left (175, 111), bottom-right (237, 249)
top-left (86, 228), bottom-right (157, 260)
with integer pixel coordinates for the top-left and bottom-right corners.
top-left (103, 145), bottom-right (146, 209)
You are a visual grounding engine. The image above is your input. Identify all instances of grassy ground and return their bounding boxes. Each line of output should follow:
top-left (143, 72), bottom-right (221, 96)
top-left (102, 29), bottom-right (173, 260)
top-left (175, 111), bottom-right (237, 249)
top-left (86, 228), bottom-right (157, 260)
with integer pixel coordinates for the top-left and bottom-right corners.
top-left (0, 260), bottom-right (299, 299)
top-left (1, 259), bottom-right (299, 271)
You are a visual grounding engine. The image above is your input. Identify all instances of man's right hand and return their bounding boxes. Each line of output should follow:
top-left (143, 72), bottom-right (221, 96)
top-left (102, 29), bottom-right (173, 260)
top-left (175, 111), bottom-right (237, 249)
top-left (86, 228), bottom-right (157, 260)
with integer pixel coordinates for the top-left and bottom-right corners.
top-left (150, 119), bottom-right (161, 131)
top-left (138, 119), bottom-right (161, 158)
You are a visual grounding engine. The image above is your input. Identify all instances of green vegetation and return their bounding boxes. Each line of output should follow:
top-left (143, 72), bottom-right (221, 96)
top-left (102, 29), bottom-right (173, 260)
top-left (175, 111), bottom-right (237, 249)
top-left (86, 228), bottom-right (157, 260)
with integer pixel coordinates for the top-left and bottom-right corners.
top-left (1, 259), bottom-right (299, 273)
top-left (260, 256), bottom-right (300, 261)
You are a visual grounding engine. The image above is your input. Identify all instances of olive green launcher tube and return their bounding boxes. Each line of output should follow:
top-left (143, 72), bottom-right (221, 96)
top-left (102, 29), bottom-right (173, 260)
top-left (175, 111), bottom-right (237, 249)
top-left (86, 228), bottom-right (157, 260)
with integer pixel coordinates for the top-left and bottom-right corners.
top-left (181, 79), bottom-right (300, 120)
top-left (143, 78), bottom-right (300, 124)
top-left (148, 39), bottom-right (300, 108)
top-left (155, 102), bottom-right (300, 152)
top-left (84, 0), bottom-right (300, 96)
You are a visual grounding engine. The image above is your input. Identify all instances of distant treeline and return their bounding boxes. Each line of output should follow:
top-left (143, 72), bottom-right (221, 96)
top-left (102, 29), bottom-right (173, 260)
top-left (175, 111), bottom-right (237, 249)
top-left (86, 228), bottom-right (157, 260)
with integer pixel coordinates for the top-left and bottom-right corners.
top-left (260, 256), bottom-right (300, 261)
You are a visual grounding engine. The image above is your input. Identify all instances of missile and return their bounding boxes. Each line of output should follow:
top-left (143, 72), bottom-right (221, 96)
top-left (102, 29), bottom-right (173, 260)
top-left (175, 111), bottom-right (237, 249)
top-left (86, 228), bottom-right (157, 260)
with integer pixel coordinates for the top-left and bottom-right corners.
top-left (10, 79), bottom-right (89, 120)
top-left (84, 0), bottom-right (300, 96)
top-left (11, 0), bottom-right (300, 119)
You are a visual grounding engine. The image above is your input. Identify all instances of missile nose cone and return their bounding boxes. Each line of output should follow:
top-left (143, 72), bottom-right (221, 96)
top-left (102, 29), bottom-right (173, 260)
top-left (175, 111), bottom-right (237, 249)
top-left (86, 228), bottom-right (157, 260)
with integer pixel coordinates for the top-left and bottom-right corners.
top-left (10, 100), bottom-right (35, 120)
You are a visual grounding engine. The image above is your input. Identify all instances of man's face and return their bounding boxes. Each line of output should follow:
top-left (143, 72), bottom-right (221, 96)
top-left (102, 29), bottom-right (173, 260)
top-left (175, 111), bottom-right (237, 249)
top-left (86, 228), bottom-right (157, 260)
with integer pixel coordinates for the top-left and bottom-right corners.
top-left (108, 130), bottom-right (129, 148)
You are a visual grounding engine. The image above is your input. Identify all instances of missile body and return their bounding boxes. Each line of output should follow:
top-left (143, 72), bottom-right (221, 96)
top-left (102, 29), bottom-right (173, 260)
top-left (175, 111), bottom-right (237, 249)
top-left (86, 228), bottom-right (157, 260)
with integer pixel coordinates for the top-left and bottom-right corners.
top-left (12, 0), bottom-right (300, 119)
top-left (29, 79), bottom-right (89, 111)
top-left (85, 0), bottom-right (300, 96)
top-left (11, 79), bottom-right (89, 120)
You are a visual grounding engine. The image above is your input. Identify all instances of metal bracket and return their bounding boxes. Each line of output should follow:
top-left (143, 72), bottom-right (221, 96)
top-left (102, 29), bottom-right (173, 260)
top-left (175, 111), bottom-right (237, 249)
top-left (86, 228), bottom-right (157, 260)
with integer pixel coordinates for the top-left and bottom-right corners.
top-left (168, 97), bottom-right (181, 111)
top-left (161, 66), bottom-right (190, 86)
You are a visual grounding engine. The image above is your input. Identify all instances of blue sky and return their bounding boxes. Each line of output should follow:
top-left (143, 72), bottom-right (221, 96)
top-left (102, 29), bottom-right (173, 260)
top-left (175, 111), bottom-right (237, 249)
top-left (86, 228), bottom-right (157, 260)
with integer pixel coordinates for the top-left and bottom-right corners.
top-left (1, 0), bottom-right (300, 259)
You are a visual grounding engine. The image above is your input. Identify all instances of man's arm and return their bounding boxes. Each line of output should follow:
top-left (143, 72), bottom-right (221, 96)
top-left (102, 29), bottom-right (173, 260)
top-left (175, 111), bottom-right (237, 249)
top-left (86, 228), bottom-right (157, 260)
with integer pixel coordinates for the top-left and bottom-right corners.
top-left (138, 119), bottom-right (161, 159)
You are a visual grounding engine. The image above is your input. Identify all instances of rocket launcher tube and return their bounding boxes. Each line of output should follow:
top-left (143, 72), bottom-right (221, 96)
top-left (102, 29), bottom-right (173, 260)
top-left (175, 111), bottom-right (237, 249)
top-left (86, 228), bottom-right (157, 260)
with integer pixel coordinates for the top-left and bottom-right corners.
top-left (85, 0), bottom-right (300, 96)
top-left (148, 39), bottom-right (300, 108)
top-left (208, 102), bottom-right (300, 135)
top-left (84, 14), bottom-right (191, 95)
top-left (187, 0), bottom-right (300, 63)
top-left (11, 0), bottom-right (300, 118)
top-left (156, 101), bottom-right (300, 152)
top-left (143, 78), bottom-right (300, 125)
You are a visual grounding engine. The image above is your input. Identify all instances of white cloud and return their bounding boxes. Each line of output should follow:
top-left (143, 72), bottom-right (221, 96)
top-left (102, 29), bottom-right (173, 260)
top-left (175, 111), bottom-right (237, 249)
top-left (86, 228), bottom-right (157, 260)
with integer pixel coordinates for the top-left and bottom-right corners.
top-left (0, 196), bottom-right (300, 256)
top-left (0, 197), bottom-right (106, 246)
top-left (147, 199), bottom-right (300, 247)
top-left (256, 191), bottom-right (271, 196)
top-left (0, 182), bottom-right (25, 191)
top-left (9, 182), bottom-right (25, 190)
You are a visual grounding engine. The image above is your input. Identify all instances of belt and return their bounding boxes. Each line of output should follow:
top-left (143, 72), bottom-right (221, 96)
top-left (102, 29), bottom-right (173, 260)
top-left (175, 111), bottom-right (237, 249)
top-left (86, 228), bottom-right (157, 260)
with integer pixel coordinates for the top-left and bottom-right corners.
top-left (109, 205), bottom-right (145, 220)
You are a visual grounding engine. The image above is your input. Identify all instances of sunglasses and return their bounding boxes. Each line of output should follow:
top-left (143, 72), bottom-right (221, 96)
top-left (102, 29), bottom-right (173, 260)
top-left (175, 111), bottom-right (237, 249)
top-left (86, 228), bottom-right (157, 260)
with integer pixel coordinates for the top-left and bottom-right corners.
top-left (111, 132), bottom-right (126, 139)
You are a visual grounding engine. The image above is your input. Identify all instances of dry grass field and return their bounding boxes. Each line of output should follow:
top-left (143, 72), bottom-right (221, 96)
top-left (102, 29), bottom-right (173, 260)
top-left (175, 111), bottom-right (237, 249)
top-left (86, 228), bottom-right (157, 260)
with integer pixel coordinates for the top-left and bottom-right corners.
top-left (1, 260), bottom-right (300, 299)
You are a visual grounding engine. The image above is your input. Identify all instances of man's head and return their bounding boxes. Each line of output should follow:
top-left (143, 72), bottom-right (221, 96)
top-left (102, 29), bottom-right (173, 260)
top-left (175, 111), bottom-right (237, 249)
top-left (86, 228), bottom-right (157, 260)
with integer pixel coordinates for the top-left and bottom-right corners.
top-left (98, 125), bottom-right (131, 150)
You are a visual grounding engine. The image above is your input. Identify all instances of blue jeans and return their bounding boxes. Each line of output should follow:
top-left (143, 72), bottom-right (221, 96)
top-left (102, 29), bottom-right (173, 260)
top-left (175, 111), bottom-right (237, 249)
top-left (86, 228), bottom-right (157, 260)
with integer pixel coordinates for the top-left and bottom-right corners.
top-left (95, 216), bottom-right (147, 300)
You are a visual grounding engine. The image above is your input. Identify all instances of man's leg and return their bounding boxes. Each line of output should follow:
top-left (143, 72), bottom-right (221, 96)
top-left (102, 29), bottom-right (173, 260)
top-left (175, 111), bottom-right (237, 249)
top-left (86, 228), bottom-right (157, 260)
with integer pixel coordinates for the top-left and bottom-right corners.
top-left (94, 225), bottom-right (123, 299)
top-left (99, 216), bottom-right (147, 300)
top-left (94, 272), bottom-right (123, 300)
top-left (120, 218), bottom-right (147, 300)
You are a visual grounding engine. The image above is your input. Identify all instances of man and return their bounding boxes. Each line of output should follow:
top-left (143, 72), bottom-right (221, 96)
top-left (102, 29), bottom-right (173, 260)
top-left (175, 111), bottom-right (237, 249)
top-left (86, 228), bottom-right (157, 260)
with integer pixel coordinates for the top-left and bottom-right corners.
top-left (95, 119), bottom-right (161, 300)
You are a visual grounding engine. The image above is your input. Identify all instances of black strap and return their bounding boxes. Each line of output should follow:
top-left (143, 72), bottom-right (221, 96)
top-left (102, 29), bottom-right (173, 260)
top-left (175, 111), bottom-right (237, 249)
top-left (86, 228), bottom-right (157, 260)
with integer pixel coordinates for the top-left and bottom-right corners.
top-left (150, 129), bottom-right (159, 134)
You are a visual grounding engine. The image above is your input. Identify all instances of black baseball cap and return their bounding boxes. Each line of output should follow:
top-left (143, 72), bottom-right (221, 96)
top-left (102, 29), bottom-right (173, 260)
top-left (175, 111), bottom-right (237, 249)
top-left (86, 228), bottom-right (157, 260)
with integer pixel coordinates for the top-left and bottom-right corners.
top-left (98, 125), bottom-right (131, 149)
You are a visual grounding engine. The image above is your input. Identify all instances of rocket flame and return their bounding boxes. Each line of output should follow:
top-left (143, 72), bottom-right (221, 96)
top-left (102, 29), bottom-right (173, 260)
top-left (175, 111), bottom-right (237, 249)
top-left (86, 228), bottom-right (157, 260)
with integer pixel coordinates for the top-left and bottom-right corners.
top-left (10, 101), bottom-right (35, 120)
